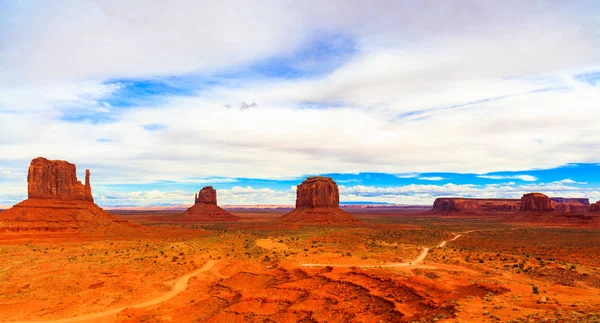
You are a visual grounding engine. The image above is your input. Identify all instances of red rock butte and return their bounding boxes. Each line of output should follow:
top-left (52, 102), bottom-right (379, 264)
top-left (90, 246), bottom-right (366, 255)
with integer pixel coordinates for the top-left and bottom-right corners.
top-left (520, 193), bottom-right (555, 212)
top-left (0, 157), bottom-right (136, 233)
top-left (279, 177), bottom-right (360, 225)
top-left (180, 186), bottom-right (239, 221)
top-left (591, 201), bottom-right (600, 213)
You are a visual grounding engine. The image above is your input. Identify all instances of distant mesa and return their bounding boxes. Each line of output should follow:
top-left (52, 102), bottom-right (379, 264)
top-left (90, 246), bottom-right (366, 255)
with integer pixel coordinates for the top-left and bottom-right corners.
top-left (0, 157), bottom-right (136, 233)
top-left (279, 177), bottom-right (360, 225)
top-left (520, 193), bottom-right (555, 212)
top-left (550, 197), bottom-right (589, 205)
top-left (431, 194), bottom-right (594, 215)
top-left (591, 201), bottom-right (600, 213)
top-left (179, 186), bottom-right (239, 221)
top-left (431, 198), bottom-right (520, 214)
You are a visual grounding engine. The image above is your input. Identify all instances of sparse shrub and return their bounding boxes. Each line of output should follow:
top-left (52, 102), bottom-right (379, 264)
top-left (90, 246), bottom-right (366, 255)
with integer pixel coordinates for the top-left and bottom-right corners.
top-left (532, 285), bottom-right (539, 294)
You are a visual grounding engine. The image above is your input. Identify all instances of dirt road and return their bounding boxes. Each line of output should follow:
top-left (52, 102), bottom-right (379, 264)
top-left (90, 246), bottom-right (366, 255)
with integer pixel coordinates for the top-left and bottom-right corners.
top-left (301, 233), bottom-right (462, 268)
top-left (10, 260), bottom-right (217, 323)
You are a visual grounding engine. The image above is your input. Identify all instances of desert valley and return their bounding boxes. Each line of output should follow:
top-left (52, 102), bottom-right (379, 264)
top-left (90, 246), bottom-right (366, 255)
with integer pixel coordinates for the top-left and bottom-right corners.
top-left (3, 2), bottom-right (600, 322)
top-left (1, 158), bottom-right (600, 323)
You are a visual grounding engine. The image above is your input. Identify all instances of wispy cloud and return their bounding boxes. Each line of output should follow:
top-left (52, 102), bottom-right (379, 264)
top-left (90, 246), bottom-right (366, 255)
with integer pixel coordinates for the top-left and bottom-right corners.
top-left (478, 175), bottom-right (538, 182)
top-left (418, 176), bottom-right (445, 181)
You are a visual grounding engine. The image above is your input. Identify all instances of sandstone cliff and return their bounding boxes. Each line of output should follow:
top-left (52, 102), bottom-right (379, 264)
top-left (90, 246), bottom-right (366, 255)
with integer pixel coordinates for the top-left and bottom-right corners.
top-left (591, 201), bottom-right (600, 213)
top-left (180, 186), bottom-right (239, 221)
top-left (431, 198), bottom-right (520, 214)
top-left (195, 186), bottom-right (217, 205)
top-left (280, 177), bottom-right (360, 225)
top-left (550, 197), bottom-right (590, 205)
top-left (520, 193), bottom-right (555, 211)
top-left (0, 157), bottom-right (137, 234)
top-left (28, 157), bottom-right (94, 202)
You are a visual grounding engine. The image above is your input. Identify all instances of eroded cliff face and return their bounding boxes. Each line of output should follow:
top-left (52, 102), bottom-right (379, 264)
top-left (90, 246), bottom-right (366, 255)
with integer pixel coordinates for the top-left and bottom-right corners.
top-left (550, 197), bottom-right (590, 205)
top-left (295, 177), bottom-right (340, 208)
top-left (182, 186), bottom-right (238, 221)
top-left (591, 201), bottom-right (600, 213)
top-left (1, 157), bottom-right (137, 234)
top-left (280, 177), bottom-right (359, 225)
top-left (194, 186), bottom-right (217, 205)
top-left (27, 157), bottom-right (93, 202)
top-left (432, 198), bottom-right (520, 213)
top-left (520, 193), bottom-right (555, 211)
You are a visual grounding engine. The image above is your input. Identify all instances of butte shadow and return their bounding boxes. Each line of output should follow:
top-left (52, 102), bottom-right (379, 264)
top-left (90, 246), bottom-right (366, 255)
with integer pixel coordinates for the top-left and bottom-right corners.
top-left (0, 157), bottom-right (137, 234)
top-left (277, 176), bottom-right (361, 226)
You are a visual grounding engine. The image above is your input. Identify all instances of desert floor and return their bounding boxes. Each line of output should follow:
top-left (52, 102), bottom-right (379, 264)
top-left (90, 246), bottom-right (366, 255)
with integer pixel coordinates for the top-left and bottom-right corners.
top-left (1, 208), bottom-right (599, 322)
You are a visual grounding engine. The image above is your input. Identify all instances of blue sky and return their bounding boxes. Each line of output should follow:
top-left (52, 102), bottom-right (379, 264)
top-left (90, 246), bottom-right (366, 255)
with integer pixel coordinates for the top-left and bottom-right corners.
top-left (1, 1), bottom-right (600, 206)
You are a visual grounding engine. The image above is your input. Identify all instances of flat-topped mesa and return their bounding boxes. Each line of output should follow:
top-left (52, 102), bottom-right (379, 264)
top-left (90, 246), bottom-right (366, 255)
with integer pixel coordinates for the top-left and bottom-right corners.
top-left (27, 157), bottom-right (93, 202)
top-left (432, 198), bottom-right (520, 214)
top-left (194, 186), bottom-right (217, 205)
top-left (550, 197), bottom-right (590, 205)
top-left (520, 193), bottom-right (554, 211)
top-left (279, 177), bottom-right (360, 225)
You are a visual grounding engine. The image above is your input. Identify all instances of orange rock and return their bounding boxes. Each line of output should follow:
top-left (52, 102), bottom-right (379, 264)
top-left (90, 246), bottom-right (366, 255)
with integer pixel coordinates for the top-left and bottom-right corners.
top-left (550, 197), bottom-right (590, 205)
top-left (295, 176), bottom-right (339, 208)
top-left (280, 177), bottom-right (360, 225)
top-left (0, 157), bottom-right (137, 234)
top-left (194, 186), bottom-right (217, 205)
top-left (554, 203), bottom-right (590, 213)
top-left (520, 193), bottom-right (555, 211)
top-left (591, 201), bottom-right (600, 213)
top-left (180, 186), bottom-right (239, 221)
top-left (431, 198), bottom-right (520, 213)
top-left (27, 157), bottom-right (93, 202)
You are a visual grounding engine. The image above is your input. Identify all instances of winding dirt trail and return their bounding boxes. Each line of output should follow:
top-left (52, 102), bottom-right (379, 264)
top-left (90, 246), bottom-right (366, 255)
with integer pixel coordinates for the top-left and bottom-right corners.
top-left (301, 232), bottom-right (463, 268)
top-left (438, 233), bottom-right (462, 248)
top-left (10, 260), bottom-right (217, 323)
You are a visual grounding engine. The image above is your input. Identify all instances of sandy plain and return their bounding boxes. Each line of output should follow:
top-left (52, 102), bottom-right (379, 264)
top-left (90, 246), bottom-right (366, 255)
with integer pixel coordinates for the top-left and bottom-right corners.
top-left (1, 207), bottom-right (599, 323)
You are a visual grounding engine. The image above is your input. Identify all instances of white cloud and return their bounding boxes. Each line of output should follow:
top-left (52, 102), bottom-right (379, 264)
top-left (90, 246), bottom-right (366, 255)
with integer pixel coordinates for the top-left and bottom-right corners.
top-left (478, 175), bottom-right (538, 182)
top-left (88, 180), bottom-right (600, 207)
top-left (418, 176), bottom-right (445, 181)
top-left (0, 1), bottom-right (600, 203)
top-left (94, 186), bottom-right (296, 206)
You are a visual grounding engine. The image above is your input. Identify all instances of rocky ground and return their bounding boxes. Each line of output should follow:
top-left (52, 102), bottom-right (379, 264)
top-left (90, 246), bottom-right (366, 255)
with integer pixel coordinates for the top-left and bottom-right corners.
top-left (0, 209), bottom-right (599, 322)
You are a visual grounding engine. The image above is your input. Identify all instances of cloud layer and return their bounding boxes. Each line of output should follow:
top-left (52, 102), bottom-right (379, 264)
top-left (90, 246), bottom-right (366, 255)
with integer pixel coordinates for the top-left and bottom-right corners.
top-left (1, 1), bottom-right (599, 205)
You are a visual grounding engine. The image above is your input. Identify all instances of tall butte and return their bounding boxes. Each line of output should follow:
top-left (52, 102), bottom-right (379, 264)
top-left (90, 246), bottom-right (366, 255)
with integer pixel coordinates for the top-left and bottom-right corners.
top-left (0, 157), bottom-right (136, 233)
top-left (279, 177), bottom-right (360, 225)
top-left (180, 186), bottom-right (239, 221)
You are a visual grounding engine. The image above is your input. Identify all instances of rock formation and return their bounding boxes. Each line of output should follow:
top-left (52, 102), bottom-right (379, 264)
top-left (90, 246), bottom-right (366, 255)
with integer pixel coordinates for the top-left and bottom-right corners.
top-left (591, 201), bottom-right (600, 213)
top-left (548, 197), bottom-right (590, 214)
top-left (431, 198), bottom-right (520, 214)
top-left (279, 177), bottom-right (360, 225)
top-left (27, 157), bottom-right (94, 202)
top-left (550, 197), bottom-right (590, 205)
top-left (520, 193), bottom-right (555, 211)
top-left (554, 203), bottom-right (590, 214)
top-left (180, 186), bottom-right (239, 221)
top-left (0, 157), bottom-right (136, 233)
top-left (195, 186), bottom-right (217, 205)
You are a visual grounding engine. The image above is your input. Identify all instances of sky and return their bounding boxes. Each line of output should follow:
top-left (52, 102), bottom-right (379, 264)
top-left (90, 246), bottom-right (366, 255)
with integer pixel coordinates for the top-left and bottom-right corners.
top-left (1, 0), bottom-right (600, 207)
